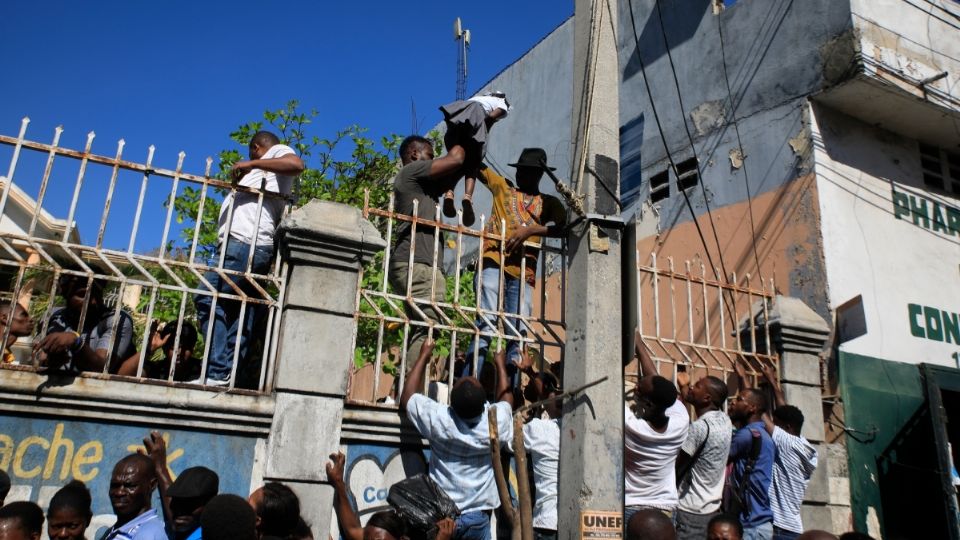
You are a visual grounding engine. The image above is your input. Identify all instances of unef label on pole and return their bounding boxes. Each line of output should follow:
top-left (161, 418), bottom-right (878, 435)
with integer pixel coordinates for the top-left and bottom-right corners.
top-left (580, 511), bottom-right (623, 539)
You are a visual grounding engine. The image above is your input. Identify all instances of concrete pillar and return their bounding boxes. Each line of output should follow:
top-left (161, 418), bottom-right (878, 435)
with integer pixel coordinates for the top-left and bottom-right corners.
top-left (265, 200), bottom-right (386, 538)
top-left (558, 0), bottom-right (624, 538)
top-left (738, 295), bottom-right (851, 531)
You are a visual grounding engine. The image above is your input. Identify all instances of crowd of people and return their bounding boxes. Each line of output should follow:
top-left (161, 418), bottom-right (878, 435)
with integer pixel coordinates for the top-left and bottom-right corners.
top-left (0, 430), bottom-right (314, 540)
top-left (0, 130), bottom-right (304, 387)
top-left (0, 100), bottom-right (875, 540)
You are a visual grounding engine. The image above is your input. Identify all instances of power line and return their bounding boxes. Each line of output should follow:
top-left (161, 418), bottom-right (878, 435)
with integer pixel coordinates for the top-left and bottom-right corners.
top-left (717, 12), bottom-right (765, 285)
top-left (650, 0), bottom-right (733, 286)
top-left (624, 0), bottom-right (723, 282)
top-left (625, 0), bottom-right (737, 323)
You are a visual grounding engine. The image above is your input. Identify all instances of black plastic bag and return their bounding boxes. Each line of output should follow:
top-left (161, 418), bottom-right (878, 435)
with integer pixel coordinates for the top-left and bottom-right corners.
top-left (387, 473), bottom-right (460, 539)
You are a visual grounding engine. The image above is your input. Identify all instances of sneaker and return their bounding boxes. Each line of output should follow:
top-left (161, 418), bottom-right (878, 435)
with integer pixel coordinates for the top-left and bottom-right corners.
top-left (204, 377), bottom-right (231, 388)
top-left (185, 376), bottom-right (230, 387)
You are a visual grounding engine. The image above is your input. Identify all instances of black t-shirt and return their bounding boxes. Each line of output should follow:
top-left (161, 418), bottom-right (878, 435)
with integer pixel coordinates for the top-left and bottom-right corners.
top-left (392, 160), bottom-right (449, 266)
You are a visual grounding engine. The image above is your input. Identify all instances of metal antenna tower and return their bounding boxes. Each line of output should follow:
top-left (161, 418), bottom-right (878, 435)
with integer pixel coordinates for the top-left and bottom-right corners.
top-left (454, 17), bottom-right (471, 99)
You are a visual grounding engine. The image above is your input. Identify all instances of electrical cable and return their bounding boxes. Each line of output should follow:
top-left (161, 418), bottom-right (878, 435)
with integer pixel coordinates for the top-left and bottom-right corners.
top-left (717, 11), bottom-right (765, 285)
top-left (651, 0), bottom-right (733, 287)
top-left (571, 0), bottom-right (606, 196)
top-left (624, 0), bottom-right (737, 323)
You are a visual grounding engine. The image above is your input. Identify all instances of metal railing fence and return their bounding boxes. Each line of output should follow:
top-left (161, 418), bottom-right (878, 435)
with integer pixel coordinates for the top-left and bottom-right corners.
top-left (0, 118), bottom-right (288, 392)
top-left (633, 251), bottom-right (778, 390)
top-left (350, 189), bottom-right (567, 405)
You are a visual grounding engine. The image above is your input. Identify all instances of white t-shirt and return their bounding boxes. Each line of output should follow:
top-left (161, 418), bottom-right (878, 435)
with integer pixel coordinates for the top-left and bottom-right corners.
top-left (508, 418), bottom-right (559, 530)
top-left (218, 144), bottom-right (296, 248)
top-left (677, 410), bottom-right (733, 514)
top-left (624, 400), bottom-right (690, 509)
top-left (468, 95), bottom-right (510, 117)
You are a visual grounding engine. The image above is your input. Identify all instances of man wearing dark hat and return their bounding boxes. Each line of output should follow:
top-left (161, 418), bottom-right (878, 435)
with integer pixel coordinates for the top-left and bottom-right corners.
top-left (167, 467), bottom-right (219, 540)
top-left (143, 431), bottom-right (219, 540)
top-left (462, 148), bottom-right (567, 385)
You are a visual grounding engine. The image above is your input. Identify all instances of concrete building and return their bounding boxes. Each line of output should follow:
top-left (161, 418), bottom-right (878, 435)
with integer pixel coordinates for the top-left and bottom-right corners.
top-left (465, 0), bottom-right (959, 537)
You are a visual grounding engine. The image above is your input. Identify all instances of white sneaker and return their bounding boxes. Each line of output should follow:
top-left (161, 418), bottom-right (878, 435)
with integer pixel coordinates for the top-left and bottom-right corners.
top-left (185, 377), bottom-right (230, 387)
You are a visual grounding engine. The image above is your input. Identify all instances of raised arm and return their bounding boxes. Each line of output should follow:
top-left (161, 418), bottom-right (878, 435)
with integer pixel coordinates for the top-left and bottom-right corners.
top-left (634, 327), bottom-right (657, 378)
top-left (676, 369), bottom-right (690, 404)
top-left (326, 452), bottom-right (363, 540)
top-left (116, 321), bottom-right (169, 376)
top-left (493, 348), bottom-right (514, 408)
top-left (761, 363), bottom-right (786, 408)
top-left (232, 153), bottom-right (305, 181)
top-left (399, 338), bottom-right (435, 410)
top-left (143, 431), bottom-right (173, 527)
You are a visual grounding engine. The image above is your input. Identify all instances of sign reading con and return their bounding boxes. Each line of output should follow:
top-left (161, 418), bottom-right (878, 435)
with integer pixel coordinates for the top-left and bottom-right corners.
top-left (580, 510), bottom-right (623, 540)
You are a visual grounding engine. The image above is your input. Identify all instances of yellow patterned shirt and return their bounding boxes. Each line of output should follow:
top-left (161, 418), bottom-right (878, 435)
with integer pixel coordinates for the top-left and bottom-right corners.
top-left (479, 168), bottom-right (566, 284)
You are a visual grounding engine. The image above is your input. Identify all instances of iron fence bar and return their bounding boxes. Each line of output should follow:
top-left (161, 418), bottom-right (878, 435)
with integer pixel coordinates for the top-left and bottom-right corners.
top-left (127, 145), bottom-right (155, 254)
top-left (0, 134), bottom-right (290, 203)
top-left (0, 118), bottom-right (30, 219)
top-left (26, 126), bottom-right (63, 237)
top-left (158, 152), bottom-right (186, 260)
top-left (263, 260), bottom-right (288, 392)
top-left (62, 132), bottom-right (95, 243)
top-left (95, 139), bottom-right (126, 250)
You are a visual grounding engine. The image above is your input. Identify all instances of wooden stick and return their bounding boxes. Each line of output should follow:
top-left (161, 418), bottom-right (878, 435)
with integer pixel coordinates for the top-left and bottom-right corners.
top-left (489, 407), bottom-right (520, 540)
top-left (513, 415), bottom-right (535, 540)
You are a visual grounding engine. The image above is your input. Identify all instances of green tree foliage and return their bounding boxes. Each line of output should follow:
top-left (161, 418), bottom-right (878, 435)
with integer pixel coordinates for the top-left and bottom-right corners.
top-left (171, 100), bottom-right (403, 261)
top-left (169, 101), bottom-right (474, 380)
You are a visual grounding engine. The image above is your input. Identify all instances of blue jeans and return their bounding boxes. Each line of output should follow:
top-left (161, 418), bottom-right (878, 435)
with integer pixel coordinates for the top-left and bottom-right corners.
top-left (463, 265), bottom-right (532, 381)
top-left (773, 526), bottom-right (800, 540)
top-left (454, 510), bottom-right (491, 540)
top-left (743, 521), bottom-right (774, 540)
top-left (194, 239), bottom-right (272, 382)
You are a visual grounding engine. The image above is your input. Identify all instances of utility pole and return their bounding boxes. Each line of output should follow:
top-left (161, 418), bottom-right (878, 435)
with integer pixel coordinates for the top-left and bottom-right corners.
top-left (558, 0), bottom-right (624, 538)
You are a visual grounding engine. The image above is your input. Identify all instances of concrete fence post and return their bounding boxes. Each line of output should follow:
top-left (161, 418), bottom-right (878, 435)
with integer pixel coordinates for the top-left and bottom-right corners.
top-left (739, 295), bottom-right (851, 531)
top-left (264, 200), bottom-right (386, 537)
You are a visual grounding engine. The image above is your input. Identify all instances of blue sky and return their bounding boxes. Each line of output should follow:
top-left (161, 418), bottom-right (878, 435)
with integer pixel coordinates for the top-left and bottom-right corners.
top-left (1, 1), bottom-right (572, 253)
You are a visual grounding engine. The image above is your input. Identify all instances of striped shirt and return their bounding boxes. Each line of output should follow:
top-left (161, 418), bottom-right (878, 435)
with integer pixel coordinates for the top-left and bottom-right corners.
top-left (406, 394), bottom-right (513, 513)
top-left (769, 426), bottom-right (818, 533)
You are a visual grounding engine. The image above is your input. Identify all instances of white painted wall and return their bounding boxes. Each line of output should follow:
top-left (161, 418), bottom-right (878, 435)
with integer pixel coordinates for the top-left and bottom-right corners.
top-left (851, 0), bottom-right (960, 105)
top-left (813, 103), bottom-right (960, 367)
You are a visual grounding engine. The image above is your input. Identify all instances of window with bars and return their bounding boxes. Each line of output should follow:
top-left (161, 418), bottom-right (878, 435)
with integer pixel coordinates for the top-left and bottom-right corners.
top-left (919, 143), bottom-right (960, 196)
top-left (647, 156), bottom-right (700, 204)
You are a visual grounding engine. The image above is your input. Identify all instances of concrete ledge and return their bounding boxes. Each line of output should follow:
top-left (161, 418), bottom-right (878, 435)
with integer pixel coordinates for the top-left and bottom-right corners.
top-left (278, 200), bottom-right (386, 269)
top-left (341, 404), bottom-right (428, 447)
top-left (0, 368), bottom-right (275, 435)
